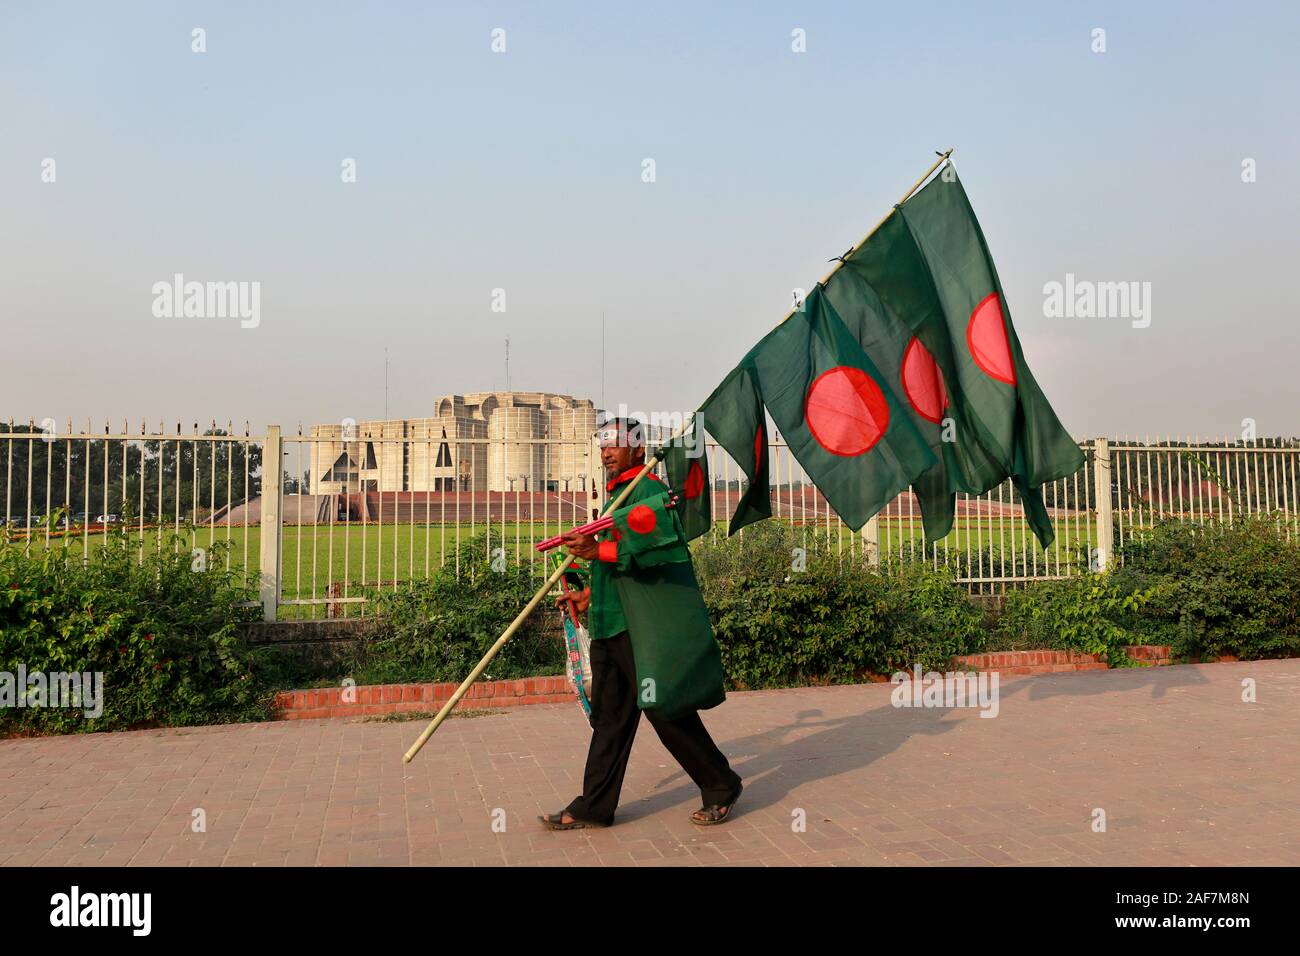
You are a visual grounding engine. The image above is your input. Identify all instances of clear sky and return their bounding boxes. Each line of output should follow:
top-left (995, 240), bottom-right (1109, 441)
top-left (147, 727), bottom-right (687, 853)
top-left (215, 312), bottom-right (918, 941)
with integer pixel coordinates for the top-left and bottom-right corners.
top-left (3, 1), bottom-right (1298, 438)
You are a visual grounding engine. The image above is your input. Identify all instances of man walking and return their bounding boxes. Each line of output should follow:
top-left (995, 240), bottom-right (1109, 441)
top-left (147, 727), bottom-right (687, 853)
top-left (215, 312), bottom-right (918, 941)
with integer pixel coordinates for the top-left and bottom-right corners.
top-left (539, 416), bottom-right (742, 829)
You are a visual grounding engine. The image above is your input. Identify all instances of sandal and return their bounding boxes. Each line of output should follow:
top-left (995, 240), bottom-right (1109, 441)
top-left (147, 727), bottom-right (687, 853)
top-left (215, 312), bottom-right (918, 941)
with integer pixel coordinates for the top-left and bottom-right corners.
top-left (691, 781), bottom-right (742, 826)
top-left (538, 810), bottom-right (609, 831)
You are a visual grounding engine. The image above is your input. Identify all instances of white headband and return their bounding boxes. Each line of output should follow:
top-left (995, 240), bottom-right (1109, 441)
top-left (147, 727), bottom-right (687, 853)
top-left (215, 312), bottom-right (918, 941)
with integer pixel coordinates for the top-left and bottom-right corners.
top-left (595, 422), bottom-right (645, 447)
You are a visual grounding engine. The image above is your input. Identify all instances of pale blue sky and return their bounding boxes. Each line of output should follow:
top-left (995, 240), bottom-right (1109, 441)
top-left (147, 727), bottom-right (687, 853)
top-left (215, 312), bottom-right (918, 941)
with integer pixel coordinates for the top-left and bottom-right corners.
top-left (2, 1), bottom-right (1298, 437)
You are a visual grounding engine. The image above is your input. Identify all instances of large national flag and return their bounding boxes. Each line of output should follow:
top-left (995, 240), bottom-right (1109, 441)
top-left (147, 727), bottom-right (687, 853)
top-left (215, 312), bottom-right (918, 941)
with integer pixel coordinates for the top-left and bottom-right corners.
top-left (689, 157), bottom-right (1081, 547)
top-left (831, 163), bottom-right (1084, 546)
top-left (901, 167), bottom-right (1084, 492)
top-left (822, 262), bottom-right (1005, 542)
top-left (700, 284), bottom-right (935, 533)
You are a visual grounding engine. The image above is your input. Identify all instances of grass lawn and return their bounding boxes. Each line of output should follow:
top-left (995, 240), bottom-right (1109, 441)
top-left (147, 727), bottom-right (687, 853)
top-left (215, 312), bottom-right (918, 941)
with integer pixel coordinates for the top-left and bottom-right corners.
top-left (14, 512), bottom-right (1098, 570)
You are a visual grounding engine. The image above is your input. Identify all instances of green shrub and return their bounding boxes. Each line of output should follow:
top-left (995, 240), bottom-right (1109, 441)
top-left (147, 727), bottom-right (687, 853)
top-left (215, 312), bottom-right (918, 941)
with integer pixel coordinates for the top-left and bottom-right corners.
top-left (347, 536), bottom-right (564, 685)
top-left (994, 575), bottom-right (1151, 665)
top-left (693, 522), bottom-right (985, 686)
top-left (992, 517), bottom-right (1300, 663)
top-left (690, 520), bottom-right (838, 589)
top-left (1112, 517), bottom-right (1300, 661)
top-left (0, 517), bottom-right (266, 735)
top-left (8, 508), bottom-right (1297, 738)
top-left (881, 558), bottom-right (989, 668)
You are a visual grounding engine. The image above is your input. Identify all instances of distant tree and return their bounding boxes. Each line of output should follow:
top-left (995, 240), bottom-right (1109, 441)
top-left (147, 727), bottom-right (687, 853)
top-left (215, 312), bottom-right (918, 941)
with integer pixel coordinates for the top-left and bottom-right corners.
top-left (1, 423), bottom-right (263, 522)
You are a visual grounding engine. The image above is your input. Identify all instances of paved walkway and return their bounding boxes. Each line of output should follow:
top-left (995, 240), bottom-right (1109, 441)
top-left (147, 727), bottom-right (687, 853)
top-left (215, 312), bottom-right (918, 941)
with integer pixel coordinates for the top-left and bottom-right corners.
top-left (3, 660), bottom-right (1298, 866)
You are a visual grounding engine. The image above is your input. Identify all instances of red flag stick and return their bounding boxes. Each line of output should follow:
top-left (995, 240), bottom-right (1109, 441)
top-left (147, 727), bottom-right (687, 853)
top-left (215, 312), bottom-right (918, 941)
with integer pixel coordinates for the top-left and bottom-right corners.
top-left (535, 515), bottom-right (615, 553)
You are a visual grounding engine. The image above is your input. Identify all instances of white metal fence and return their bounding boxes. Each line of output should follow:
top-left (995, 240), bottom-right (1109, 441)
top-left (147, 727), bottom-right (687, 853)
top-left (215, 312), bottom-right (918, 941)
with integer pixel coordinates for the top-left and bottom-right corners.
top-left (3, 421), bottom-right (1298, 616)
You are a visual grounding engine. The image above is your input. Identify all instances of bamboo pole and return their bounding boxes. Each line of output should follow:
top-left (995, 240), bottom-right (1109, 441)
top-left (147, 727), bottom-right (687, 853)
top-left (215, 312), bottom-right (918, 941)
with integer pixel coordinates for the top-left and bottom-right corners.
top-left (779, 148), bottom-right (953, 325)
top-left (402, 148), bottom-right (954, 763)
top-left (402, 550), bottom-right (577, 762)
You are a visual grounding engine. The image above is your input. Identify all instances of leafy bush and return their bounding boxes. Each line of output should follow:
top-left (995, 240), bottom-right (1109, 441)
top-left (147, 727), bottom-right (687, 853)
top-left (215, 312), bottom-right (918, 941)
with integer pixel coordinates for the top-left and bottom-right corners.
top-left (0, 517), bottom-right (265, 735)
top-left (347, 536), bottom-right (564, 685)
top-left (694, 522), bottom-right (985, 687)
top-left (991, 517), bottom-right (1300, 663)
top-left (881, 558), bottom-right (990, 668)
top-left (1111, 517), bottom-right (1300, 661)
top-left (994, 575), bottom-right (1151, 666)
top-left (690, 520), bottom-right (838, 589)
top-left (8, 510), bottom-right (1297, 738)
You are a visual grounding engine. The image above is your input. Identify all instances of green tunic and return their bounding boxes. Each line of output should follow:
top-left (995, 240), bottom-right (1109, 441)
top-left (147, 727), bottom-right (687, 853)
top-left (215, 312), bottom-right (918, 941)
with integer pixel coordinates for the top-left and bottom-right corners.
top-left (578, 468), bottom-right (727, 719)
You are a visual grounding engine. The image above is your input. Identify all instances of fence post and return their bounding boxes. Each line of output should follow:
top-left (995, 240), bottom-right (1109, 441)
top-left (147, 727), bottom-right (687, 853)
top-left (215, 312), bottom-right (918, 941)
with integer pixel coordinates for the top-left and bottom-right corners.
top-left (588, 433), bottom-right (602, 521)
top-left (862, 514), bottom-right (880, 566)
top-left (260, 425), bottom-right (283, 621)
top-left (1093, 437), bottom-right (1113, 572)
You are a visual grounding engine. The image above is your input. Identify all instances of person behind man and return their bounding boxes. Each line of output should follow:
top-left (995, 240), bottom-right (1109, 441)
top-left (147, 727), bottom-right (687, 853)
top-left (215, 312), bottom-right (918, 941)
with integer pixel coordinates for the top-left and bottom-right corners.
top-left (539, 416), bottom-right (742, 829)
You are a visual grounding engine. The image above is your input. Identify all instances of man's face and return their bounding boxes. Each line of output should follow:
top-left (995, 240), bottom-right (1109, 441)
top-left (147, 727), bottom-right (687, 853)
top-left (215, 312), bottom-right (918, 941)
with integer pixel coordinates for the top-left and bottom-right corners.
top-left (600, 443), bottom-right (643, 476)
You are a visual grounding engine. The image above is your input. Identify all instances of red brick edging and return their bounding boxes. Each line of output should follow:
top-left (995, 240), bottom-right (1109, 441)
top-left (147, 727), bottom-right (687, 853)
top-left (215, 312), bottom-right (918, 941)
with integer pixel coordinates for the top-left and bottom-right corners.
top-left (952, 644), bottom-right (1175, 676)
top-left (273, 645), bottom-right (1194, 720)
top-left (272, 676), bottom-right (574, 721)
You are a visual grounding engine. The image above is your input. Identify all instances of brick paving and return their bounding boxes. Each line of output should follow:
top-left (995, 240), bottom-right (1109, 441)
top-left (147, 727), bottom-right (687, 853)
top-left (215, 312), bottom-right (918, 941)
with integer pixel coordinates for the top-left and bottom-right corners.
top-left (2, 660), bottom-right (1298, 866)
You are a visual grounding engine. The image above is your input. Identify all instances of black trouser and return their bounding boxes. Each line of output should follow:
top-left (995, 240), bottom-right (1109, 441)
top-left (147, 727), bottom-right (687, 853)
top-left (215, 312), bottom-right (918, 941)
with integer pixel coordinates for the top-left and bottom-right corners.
top-left (565, 630), bottom-right (741, 825)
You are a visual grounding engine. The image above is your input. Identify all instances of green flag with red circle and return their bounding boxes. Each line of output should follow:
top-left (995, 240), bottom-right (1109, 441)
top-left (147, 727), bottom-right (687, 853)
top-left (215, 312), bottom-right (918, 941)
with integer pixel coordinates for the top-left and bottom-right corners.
top-left (895, 165), bottom-right (1083, 492)
top-left (727, 284), bottom-right (936, 531)
top-left (835, 162), bottom-right (1084, 546)
top-left (691, 160), bottom-right (1080, 546)
top-left (825, 224), bottom-right (1010, 542)
top-left (697, 364), bottom-right (771, 535)
top-left (609, 491), bottom-right (681, 553)
top-left (659, 422), bottom-right (712, 541)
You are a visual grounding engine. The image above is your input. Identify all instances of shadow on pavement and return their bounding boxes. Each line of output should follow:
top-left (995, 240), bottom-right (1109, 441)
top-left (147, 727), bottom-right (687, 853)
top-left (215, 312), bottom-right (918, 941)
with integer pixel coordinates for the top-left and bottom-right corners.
top-left (622, 662), bottom-right (1218, 822)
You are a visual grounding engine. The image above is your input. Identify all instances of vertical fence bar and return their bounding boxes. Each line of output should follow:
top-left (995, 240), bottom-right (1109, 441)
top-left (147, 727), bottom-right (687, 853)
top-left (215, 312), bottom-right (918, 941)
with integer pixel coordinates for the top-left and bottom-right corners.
top-left (426, 434), bottom-right (433, 579)
top-left (326, 434), bottom-right (337, 618)
top-left (997, 478), bottom-right (1008, 589)
top-left (137, 426), bottom-right (146, 563)
top-left (862, 514), bottom-right (879, 567)
top-left (82, 426), bottom-right (90, 558)
top-left (243, 427), bottom-right (252, 592)
top-left (25, 424), bottom-right (33, 542)
top-left (308, 433), bottom-right (318, 617)
top-left (4, 421), bottom-right (11, 531)
top-left (225, 425), bottom-right (233, 550)
top-left (291, 432), bottom-right (301, 608)
top-left (51, 430), bottom-right (59, 549)
top-left (1093, 437), bottom-right (1113, 571)
top-left (259, 425), bottom-right (283, 621)
top-left (156, 431), bottom-right (164, 556)
top-left (391, 433), bottom-right (398, 593)
top-left (376, 432), bottom-right (384, 600)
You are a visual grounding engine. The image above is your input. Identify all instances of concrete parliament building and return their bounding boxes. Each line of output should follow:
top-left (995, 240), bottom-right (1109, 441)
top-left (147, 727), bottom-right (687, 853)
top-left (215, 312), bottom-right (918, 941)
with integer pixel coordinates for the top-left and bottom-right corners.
top-left (309, 392), bottom-right (599, 496)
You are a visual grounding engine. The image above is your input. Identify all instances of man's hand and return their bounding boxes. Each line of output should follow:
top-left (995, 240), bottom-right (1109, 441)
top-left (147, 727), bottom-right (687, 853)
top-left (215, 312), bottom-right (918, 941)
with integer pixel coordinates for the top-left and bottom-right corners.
top-left (562, 530), bottom-right (599, 561)
top-left (555, 586), bottom-right (591, 614)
